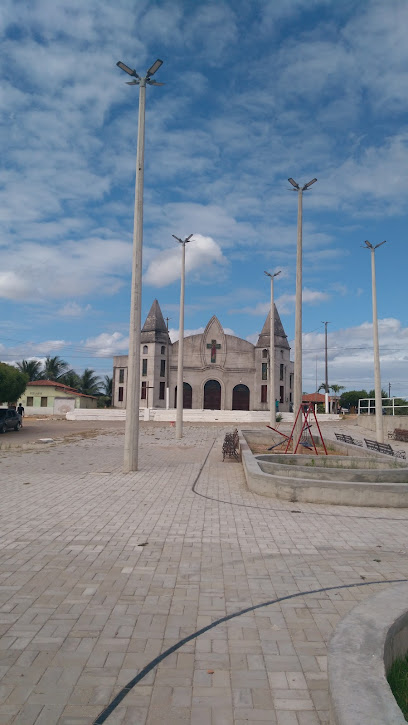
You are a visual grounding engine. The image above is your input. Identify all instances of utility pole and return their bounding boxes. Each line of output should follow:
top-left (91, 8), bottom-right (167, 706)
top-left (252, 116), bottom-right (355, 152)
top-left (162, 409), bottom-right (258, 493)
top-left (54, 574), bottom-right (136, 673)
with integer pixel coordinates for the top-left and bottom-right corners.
top-left (322, 321), bottom-right (330, 413)
top-left (116, 59), bottom-right (164, 472)
top-left (288, 177), bottom-right (317, 449)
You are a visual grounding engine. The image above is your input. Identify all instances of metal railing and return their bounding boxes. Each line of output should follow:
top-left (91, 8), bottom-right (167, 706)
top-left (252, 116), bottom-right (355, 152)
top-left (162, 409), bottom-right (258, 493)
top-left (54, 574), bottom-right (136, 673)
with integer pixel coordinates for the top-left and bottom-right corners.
top-left (358, 397), bottom-right (408, 416)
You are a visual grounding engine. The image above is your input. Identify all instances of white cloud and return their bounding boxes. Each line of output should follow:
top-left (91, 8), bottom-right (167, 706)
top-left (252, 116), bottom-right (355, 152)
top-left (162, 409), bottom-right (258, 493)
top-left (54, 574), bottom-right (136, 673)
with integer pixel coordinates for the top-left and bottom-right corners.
top-left (58, 302), bottom-right (92, 317)
top-left (234, 288), bottom-right (330, 316)
top-left (169, 327), bottom-right (205, 343)
top-left (0, 237), bottom-right (132, 302)
top-left (246, 333), bottom-right (259, 345)
top-left (0, 272), bottom-right (28, 300)
top-left (169, 325), bottom-right (235, 342)
top-left (83, 332), bottom-right (129, 358)
top-left (1, 339), bottom-right (68, 364)
top-left (302, 317), bottom-right (408, 396)
top-left (144, 234), bottom-right (228, 288)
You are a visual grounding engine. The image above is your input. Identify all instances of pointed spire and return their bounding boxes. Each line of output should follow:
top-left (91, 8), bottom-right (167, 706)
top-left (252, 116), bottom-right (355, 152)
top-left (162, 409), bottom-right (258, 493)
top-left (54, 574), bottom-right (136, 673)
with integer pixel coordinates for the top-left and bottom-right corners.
top-left (256, 304), bottom-right (289, 349)
top-left (141, 299), bottom-right (170, 343)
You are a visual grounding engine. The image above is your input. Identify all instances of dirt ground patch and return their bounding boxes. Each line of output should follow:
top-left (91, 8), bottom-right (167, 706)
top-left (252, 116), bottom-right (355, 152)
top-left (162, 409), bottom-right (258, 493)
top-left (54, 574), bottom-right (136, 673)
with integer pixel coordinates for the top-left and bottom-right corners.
top-left (249, 440), bottom-right (339, 455)
top-left (0, 418), bottom-right (125, 449)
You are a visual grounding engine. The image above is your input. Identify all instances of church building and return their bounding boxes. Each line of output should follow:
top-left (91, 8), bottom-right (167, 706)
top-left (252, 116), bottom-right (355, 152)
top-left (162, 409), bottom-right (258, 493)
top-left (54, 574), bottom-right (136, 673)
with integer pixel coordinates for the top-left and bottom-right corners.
top-left (112, 300), bottom-right (294, 412)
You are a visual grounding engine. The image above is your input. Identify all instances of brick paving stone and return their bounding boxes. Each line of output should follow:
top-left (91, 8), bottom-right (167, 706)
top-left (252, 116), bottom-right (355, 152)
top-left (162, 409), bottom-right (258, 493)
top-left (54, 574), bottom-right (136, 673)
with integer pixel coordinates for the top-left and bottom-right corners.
top-left (0, 421), bottom-right (407, 723)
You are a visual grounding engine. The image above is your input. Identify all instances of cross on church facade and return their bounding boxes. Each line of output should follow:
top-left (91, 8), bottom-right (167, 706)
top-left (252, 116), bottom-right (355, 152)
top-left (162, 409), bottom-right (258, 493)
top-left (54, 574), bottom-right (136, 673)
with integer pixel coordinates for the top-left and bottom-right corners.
top-left (207, 339), bottom-right (221, 363)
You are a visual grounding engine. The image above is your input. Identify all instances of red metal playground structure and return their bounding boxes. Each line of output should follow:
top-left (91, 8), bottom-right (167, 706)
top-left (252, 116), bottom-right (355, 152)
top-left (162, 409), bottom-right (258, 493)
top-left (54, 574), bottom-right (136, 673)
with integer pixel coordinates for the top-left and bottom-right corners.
top-left (267, 402), bottom-right (328, 455)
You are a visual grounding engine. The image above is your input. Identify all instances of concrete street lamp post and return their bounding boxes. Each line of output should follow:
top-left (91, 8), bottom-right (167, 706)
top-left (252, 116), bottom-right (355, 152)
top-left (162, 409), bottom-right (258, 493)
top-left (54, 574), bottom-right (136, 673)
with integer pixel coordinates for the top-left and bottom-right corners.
top-left (116, 59), bottom-right (164, 473)
top-left (264, 270), bottom-right (281, 426)
top-left (173, 234), bottom-right (194, 439)
top-left (322, 321), bottom-right (330, 413)
top-left (363, 240), bottom-right (386, 444)
top-left (288, 177), bottom-right (317, 449)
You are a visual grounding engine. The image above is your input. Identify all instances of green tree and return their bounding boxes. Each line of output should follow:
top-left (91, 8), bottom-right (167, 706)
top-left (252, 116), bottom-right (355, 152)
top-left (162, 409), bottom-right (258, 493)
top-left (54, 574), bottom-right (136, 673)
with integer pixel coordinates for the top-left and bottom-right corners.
top-left (77, 369), bottom-right (101, 396)
top-left (339, 390), bottom-right (368, 412)
top-left (16, 359), bottom-right (42, 381)
top-left (0, 363), bottom-right (28, 404)
top-left (41, 356), bottom-right (69, 381)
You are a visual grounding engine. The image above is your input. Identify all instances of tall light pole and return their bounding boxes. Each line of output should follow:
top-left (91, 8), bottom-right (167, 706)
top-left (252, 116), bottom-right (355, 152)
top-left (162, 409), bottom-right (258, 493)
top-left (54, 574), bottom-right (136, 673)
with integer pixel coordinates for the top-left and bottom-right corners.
top-left (165, 316), bottom-right (171, 410)
top-left (264, 270), bottom-right (281, 426)
top-left (322, 321), bottom-right (330, 413)
top-left (363, 240), bottom-right (386, 443)
top-left (288, 177), bottom-right (317, 448)
top-left (117, 59), bottom-right (164, 473)
top-left (173, 234), bottom-right (194, 439)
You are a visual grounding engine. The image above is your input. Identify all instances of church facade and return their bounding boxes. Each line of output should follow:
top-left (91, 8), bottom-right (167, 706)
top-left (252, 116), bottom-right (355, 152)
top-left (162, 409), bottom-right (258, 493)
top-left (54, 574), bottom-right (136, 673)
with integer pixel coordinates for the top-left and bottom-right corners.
top-left (112, 299), bottom-right (294, 412)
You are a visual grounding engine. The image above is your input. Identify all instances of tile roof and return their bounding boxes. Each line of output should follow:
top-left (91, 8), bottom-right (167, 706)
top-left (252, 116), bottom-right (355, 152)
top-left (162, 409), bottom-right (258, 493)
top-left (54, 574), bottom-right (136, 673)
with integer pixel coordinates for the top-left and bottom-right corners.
top-left (27, 380), bottom-right (97, 399)
top-left (302, 392), bottom-right (333, 403)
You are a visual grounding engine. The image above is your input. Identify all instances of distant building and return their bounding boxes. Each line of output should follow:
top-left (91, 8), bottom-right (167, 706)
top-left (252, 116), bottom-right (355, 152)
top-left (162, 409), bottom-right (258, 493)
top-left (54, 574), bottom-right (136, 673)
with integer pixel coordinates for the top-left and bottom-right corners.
top-left (302, 392), bottom-right (335, 413)
top-left (113, 299), bottom-right (294, 412)
top-left (20, 380), bottom-right (98, 416)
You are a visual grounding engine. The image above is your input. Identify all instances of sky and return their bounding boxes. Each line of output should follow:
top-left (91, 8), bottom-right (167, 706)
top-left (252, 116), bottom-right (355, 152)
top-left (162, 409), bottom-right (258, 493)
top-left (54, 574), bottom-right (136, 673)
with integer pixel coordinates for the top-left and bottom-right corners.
top-left (1, 0), bottom-right (408, 396)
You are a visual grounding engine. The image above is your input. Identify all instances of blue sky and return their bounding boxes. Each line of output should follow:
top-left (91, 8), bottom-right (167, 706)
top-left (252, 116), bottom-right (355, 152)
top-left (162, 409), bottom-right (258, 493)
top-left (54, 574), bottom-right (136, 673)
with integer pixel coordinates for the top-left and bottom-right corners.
top-left (1, 0), bottom-right (408, 395)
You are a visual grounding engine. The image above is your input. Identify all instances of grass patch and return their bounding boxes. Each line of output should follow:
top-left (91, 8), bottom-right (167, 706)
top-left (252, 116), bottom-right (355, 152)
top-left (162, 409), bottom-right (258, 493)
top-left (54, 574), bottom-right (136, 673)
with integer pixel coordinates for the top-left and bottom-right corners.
top-left (387, 653), bottom-right (408, 721)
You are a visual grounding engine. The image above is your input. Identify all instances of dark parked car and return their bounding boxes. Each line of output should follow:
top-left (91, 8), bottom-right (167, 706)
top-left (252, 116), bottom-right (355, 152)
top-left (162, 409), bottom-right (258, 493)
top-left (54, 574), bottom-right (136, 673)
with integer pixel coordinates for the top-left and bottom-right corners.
top-left (0, 409), bottom-right (22, 433)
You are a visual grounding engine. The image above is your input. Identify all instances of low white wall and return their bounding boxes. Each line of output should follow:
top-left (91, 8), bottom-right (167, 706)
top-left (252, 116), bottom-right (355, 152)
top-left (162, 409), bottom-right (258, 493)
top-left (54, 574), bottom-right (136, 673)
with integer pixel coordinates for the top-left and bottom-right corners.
top-left (66, 409), bottom-right (127, 421)
top-left (66, 408), bottom-right (341, 423)
top-left (357, 415), bottom-right (408, 435)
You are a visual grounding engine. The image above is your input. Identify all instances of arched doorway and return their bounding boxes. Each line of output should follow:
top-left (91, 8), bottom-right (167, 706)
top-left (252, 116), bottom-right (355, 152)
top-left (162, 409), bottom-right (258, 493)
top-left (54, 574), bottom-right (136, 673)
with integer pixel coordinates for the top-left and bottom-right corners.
top-left (203, 380), bottom-right (221, 410)
top-left (232, 384), bottom-right (250, 411)
top-left (174, 383), bottom-right (192, 409)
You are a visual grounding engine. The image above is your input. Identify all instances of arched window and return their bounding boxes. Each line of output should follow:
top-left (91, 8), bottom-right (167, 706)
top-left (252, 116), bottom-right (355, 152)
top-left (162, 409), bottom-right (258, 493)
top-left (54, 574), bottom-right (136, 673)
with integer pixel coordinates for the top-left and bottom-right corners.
top-left (161, 345), bottom-right (165, 355)
top-left (232, 384), bottom-right (250, 411)
top-left (143, 345), bottom-right (148, 354)
top-left (262, 349), bottom-right (268, 358)
top-left (203, 380), bottom-right (221, 410)
top-left (174, 383), bottom-right (192, 409)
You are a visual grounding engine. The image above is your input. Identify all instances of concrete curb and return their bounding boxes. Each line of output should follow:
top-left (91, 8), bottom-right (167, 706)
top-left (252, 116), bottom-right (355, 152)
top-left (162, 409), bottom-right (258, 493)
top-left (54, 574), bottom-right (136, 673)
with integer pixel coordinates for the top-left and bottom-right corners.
top-left (239, 431), bottom-right (408, 507)
top-left (328, 582), bottom-right (408, 725)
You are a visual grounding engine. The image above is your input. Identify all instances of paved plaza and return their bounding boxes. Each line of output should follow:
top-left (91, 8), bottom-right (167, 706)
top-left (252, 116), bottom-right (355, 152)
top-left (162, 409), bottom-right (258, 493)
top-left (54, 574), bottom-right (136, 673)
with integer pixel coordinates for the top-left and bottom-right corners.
top-left (0, 420), bottom-right (407, 724)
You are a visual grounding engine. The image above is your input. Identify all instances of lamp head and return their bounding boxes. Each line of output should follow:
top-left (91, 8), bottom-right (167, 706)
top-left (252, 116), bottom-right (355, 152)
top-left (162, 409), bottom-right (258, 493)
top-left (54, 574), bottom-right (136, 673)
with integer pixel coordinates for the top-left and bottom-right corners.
top-left (146, 59), bottom-right (163, 77)
top-left (303, 178), bottom-right (317, 190)
top-left (116, 61), bottom-right (139, 78)
top-left (288, 178), bottom-right (299, 189)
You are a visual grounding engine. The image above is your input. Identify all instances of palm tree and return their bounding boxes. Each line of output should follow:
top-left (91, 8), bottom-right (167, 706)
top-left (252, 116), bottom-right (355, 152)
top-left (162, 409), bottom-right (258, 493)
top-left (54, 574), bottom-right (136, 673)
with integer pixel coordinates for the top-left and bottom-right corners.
top-left (77, 369), bottom-right (102, 396)
top-left (59, 369), bottom-right (81, 390)
top-left (102, 376), bottom-right (112, 397)
top-left (41, 356), bottom-right (70, 381)
top-left (318, 383), bottom-right (345, 412)
top-left (16, 359), bottom-right (42, 381)
top-left (330, 384), bottom-right (345, 413)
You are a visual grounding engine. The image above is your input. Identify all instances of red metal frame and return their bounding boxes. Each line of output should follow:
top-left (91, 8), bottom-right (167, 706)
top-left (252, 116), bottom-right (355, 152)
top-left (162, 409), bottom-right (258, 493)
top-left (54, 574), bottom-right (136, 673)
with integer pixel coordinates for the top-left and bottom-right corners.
top-left (284, 403), bottom-right (328, 455)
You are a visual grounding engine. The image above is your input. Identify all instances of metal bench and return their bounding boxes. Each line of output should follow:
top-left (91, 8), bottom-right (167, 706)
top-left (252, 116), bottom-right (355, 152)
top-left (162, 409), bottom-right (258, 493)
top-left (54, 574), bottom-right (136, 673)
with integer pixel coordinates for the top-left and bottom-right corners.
top-left (364, 438), bottom-right (406, 459)
top-left (388, 428), bottom-right (408, 443)
top-left (222, 428), bottom-right (240, 461)
top-left (335, 432), bottom-right (363, 446)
